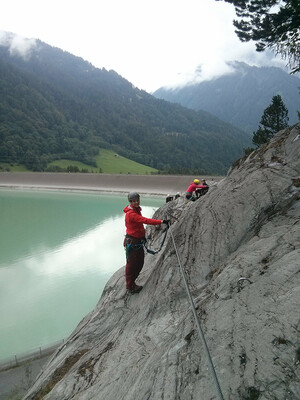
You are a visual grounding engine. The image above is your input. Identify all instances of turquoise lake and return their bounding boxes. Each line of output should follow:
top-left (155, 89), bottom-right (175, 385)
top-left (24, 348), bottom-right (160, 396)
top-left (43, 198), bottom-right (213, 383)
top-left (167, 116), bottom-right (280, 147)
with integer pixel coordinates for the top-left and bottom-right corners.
top-left (0, 189), bottom-right (163, 360)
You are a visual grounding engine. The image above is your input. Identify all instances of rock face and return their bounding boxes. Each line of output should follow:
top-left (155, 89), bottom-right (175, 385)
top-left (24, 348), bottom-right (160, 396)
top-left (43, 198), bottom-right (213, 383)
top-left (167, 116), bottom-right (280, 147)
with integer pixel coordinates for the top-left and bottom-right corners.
top-left (24, 124), bottom-right (300, 400)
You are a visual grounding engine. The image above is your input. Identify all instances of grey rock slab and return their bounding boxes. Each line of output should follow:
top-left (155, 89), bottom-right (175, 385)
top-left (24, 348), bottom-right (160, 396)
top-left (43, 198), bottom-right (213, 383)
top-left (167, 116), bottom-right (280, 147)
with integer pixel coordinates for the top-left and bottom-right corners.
top-left (24, 124), bottom-right (300, 399)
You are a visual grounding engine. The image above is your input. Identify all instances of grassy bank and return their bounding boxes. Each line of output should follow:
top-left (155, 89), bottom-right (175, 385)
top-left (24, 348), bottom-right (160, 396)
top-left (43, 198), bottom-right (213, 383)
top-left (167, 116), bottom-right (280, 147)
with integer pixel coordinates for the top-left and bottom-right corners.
top-left (0, 149), bottom-right (158, 175)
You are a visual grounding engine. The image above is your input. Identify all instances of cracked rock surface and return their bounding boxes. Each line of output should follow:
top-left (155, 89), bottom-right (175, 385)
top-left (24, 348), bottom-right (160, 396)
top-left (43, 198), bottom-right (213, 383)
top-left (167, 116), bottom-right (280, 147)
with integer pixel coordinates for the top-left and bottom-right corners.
top-left (24, 124), bottom-right (300, 400)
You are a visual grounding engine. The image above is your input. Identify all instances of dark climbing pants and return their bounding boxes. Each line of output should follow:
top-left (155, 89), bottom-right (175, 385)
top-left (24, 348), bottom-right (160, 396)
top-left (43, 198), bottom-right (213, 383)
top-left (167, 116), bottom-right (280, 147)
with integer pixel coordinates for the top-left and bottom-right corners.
top-left (124, 236), bottom-right (145, 290)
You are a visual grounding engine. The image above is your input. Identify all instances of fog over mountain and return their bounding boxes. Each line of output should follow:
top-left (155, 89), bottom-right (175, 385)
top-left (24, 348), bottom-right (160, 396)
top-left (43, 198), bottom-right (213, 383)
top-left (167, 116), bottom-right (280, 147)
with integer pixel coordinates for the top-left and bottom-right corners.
top-left (0, 32), bottom-right (252, 175)
top-left (153, 62), bottom-right (300, 134)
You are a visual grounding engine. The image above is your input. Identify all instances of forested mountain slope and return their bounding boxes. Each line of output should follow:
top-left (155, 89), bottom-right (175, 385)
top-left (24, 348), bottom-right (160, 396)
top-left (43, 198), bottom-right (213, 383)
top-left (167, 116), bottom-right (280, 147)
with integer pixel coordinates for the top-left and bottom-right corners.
top-left (153, 61), bottom-right (300, 133)
top-left (0, 34), bottom-right (250, 174)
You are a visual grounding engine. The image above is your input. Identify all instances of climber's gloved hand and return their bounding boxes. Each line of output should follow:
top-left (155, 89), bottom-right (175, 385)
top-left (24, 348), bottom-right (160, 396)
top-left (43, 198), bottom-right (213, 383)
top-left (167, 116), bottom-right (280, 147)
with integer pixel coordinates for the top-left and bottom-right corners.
top-left (162, 219), bottom-right (170, 225)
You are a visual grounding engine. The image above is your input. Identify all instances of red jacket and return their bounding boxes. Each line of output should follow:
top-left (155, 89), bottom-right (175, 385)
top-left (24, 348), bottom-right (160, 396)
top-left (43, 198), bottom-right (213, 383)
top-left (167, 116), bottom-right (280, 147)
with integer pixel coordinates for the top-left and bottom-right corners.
top-left (124, 205), bottom-right (162, 238)
top-left (186, 182), bottom-right (207, 194)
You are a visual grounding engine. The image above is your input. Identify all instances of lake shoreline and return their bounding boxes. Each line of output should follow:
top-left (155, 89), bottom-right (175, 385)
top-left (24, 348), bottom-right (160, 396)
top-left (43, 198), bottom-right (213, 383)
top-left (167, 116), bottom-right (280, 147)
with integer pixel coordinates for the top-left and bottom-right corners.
top-left (0, 172), bottom-right (224, 196)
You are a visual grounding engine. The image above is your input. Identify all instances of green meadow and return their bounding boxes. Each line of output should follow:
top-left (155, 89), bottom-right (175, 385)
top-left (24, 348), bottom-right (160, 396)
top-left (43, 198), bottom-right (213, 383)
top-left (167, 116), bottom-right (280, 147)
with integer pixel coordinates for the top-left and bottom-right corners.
top-left (0, 149), bottom-right (158, 174)
top-left (94, 149), bottom-right (158, 174)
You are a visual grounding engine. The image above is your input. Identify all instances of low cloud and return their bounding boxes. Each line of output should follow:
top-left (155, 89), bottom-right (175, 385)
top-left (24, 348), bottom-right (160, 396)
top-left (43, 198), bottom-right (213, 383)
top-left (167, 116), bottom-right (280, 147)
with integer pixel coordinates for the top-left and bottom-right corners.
top-left (0, 31), bottom-right (36, 60)
top-left (160, 46), bottom-right (289, 90)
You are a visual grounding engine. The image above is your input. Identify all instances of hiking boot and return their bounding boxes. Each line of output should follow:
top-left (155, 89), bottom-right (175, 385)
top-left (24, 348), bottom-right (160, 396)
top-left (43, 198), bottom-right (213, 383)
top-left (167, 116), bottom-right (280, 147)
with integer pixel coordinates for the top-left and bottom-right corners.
top-left (128, 285), bottom-right (143, 294)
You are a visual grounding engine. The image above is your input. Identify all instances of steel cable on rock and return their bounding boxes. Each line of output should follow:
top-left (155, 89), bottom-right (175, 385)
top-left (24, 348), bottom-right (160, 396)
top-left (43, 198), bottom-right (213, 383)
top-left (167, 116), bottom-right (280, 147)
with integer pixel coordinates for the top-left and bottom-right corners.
top-left (168, 225), bottom-right (225, 400)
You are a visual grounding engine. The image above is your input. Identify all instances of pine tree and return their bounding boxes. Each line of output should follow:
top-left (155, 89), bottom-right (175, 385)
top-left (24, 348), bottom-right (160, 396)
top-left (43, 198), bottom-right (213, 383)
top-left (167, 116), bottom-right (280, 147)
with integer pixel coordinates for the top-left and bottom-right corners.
top-left (217, 0), bottom-right (300, 73)
top-left (252, 94), bottom-right (289, 147)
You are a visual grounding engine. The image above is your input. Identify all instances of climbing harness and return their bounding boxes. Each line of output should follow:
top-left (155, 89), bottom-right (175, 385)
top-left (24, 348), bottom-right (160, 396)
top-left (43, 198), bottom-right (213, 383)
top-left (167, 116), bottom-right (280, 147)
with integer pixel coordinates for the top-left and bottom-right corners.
top-left (168, 224), bottom-right (225, 400)
top-left (125, 222), bottom-right (170, 258)
top-left (124, 238), bottom-right (144, 259)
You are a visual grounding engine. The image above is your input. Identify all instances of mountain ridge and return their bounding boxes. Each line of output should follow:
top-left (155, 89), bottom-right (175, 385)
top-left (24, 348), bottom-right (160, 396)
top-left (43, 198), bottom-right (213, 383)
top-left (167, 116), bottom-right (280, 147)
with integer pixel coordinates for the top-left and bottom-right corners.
top-left (0, 33), bottom-right (251, 175)
top-left (153, 61), bottom-right (300, 133)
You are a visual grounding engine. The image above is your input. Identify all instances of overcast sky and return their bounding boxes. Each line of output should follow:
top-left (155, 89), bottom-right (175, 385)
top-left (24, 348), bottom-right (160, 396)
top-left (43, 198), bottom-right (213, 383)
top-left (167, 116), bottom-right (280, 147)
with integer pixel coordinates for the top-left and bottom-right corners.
top-left (0, 0), bottom-right (287, 92)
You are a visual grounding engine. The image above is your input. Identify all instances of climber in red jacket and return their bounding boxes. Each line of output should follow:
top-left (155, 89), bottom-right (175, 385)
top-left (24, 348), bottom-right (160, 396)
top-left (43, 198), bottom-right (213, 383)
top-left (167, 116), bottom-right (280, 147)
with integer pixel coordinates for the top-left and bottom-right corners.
top-left (123, 192), bottom-right (167, 294)
top-left (186, 179), bottom-right (208, 201)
